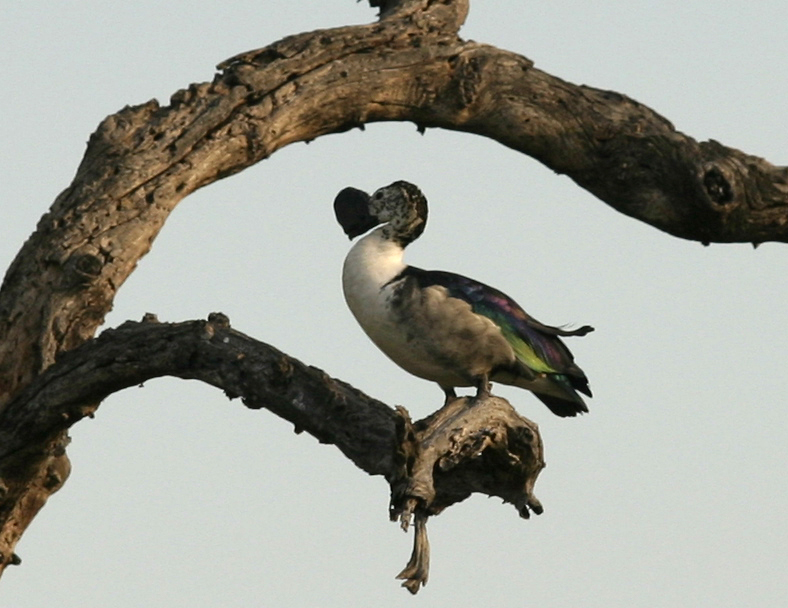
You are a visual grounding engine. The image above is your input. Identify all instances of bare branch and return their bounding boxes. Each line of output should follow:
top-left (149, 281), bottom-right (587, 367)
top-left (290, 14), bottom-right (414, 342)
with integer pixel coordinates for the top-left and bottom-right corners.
top-left (0, 314), bottom-right (398, 476)
top-left (3, 0), bottom-right (784, 407)
top-left (0, 0), bottom-right (784, 582)
top-left (0, 314), bottom-right (545, 590)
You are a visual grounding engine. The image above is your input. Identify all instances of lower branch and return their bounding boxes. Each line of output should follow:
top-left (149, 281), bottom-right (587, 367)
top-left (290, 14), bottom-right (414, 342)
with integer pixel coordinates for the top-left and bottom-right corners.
top-left (0, 314), bottom-right (546, 590)
top-left (0, 314), bottom-right (398, 474)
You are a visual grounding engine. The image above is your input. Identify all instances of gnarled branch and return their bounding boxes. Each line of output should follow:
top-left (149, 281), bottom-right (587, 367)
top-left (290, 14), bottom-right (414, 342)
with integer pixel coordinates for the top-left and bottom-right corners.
top-left (0, 0), bottom-right (785, 583)
top-left (0, 314), bottom-right (545, 591)
top-left (0, 314), bottom-right (398, 476)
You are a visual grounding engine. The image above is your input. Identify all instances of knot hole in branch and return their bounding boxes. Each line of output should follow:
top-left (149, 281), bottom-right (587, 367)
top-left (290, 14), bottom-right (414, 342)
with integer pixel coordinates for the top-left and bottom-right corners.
top-left (63, 251), bottom-right (105, 288)
top-left (702, 163), bottom-right (735, 208)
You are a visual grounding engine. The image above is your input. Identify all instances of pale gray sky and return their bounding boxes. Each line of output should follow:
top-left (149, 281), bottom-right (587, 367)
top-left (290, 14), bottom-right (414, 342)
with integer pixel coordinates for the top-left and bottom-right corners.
top-left (2, 2), bottom-right (787, 606)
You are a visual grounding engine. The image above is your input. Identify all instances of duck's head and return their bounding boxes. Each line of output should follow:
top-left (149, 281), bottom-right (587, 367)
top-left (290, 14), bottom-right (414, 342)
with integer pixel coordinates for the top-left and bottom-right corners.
top-left (334, 180), bottom-right (428, 245)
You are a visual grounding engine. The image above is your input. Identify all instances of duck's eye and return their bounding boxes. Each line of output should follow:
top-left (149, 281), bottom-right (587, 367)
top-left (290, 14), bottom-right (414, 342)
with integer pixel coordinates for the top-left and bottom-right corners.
top-left (373, 192), bottom-right (382, 200)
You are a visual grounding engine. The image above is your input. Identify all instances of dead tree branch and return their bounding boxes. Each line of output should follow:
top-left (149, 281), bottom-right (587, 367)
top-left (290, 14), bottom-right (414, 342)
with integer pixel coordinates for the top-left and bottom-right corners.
top-left (0, 314), bottom-right (398, 476)
top-left (0, 0), bottom-right (785, 583)
top-left (0, 314), bottom-right (545, 591)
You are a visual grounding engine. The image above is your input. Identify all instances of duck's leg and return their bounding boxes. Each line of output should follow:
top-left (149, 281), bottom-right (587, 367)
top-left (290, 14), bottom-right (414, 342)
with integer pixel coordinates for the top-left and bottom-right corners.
top-left (473, 374), bottom-right (491, 401)
top-left (441, 386), bottom-right (457, 406)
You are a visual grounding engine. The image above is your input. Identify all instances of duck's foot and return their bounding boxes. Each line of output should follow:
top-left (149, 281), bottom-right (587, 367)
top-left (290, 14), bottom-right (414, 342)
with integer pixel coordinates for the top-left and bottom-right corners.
top-left (441, 386), bottom-right (458, 407)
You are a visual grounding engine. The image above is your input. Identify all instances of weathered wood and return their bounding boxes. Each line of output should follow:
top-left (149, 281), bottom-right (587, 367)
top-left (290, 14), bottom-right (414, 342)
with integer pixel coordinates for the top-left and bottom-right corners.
top-left (0, 315), bottom-right (399, 476)
top-left (1, 0), bottom-right (786, 584)
top-left (0, 0), bottom-right (472, 573)
top-left (0, 314), bottom-right (544, 591)
top-left (389, 399), bottom-right (545, 593)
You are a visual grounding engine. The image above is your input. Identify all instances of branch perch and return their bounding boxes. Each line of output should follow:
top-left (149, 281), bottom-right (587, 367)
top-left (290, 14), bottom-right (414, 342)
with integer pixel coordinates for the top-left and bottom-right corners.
top-left (1, 0), bottom-right (785, 585)
top-left (0, 314), bottom-right (545, 592)
top-left (0, 314), bottom-right (398, 475)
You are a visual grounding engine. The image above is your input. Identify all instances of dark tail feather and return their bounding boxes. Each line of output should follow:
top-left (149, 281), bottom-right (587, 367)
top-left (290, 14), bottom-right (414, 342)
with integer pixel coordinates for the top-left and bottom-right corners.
top-left (536, 393), bottom-right (589, 417)
top-left (574, 379), bottom-right (593, 398)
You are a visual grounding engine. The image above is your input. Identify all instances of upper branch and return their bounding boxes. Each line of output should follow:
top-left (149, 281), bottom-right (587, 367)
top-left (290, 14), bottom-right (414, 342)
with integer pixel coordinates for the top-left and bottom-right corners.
top-left (2, 0), bottom-right (784, 406)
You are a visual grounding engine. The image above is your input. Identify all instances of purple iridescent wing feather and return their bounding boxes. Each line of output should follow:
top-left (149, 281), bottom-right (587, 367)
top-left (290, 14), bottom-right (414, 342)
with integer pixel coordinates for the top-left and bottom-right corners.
top-left (406, 268), bottom-right (593, 397)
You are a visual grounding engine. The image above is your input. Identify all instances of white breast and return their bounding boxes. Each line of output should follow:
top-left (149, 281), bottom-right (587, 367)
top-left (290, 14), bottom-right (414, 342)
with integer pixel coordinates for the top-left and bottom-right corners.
top-left (341, 229), bottom-right (513, 387)
top-left (342, 229), bottom-right (409, 357)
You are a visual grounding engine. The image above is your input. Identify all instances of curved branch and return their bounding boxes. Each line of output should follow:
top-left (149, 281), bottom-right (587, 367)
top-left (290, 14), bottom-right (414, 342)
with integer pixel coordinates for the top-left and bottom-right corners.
top-left (0, 314), bottom-right (545, 591)
top-left (0, 0), bottom-right (784, 582)
top-left (0, 314), bottom-right (398, 475)
top-left (2, 0), bottom-right (784, 405)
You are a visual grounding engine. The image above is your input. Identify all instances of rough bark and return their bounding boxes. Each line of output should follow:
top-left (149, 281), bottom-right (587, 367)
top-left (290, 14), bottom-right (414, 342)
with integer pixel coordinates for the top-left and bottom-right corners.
top-left (389, 399), bottom-right (544, 592)
top-left (0, 314), bottom-right (545, 591)
top-left (0, 0), bottom-right (786, 587)
top-left (0, 315), bottom-right (399, 476)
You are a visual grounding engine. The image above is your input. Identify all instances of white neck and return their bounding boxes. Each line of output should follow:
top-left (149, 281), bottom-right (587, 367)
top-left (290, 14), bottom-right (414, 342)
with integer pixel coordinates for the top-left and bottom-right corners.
top-left (342, 227), bottom-right (406, 290)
